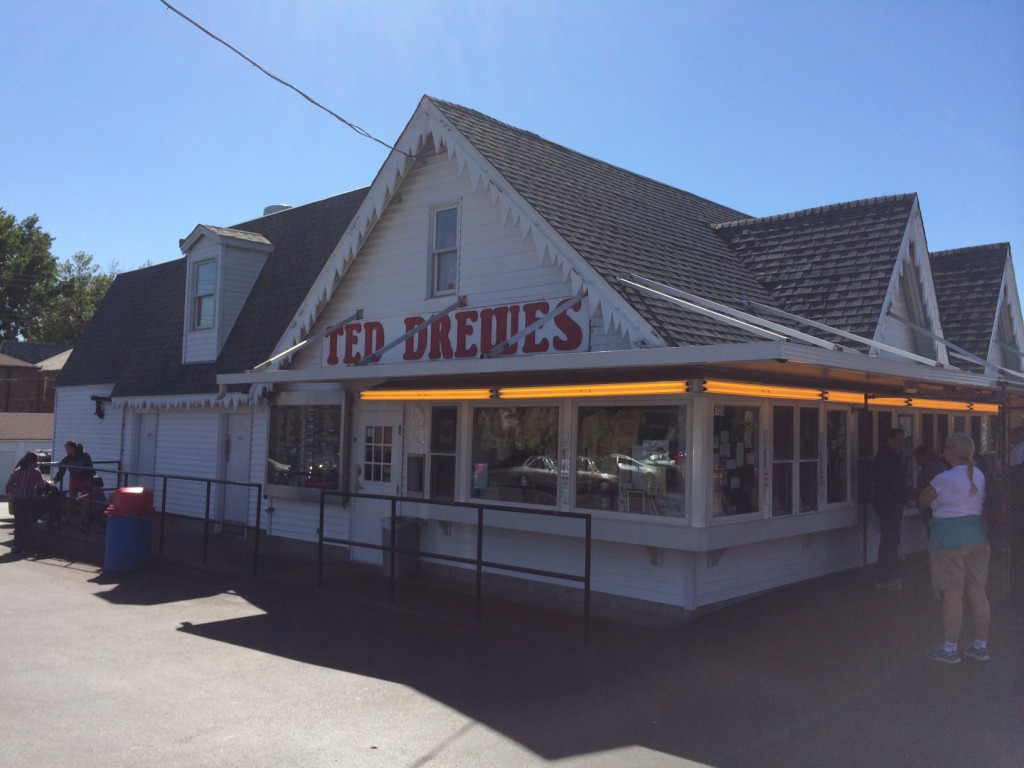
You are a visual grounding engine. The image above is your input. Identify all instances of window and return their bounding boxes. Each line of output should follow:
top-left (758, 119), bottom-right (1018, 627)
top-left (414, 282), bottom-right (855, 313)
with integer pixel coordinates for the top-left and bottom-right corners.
top-left (193, 260), bottom-right (216, 329)
top-left (770, 406), bottom-right (819, 515)
top-left (825, 410), bottom-right (849, 504)
top-left (470, 406), bottom-right (560, 505)
top-left (430, 206), bottom-right (459, 296)
top-left (266, 405), bottom-right (341, 489)
top-left (577, 404), bottom-right (687, 516)
top-left (363, 425), bottom-right (393, 483)
top-left (712, 405), bottom-right (760, 517)
top-left (430, 406), bottom-right (457, 500)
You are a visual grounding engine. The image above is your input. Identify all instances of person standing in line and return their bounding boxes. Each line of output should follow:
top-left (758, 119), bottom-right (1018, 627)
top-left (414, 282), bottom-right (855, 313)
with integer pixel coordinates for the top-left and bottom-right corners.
top-left (1007, 426), bottom-right (1024, 574)
top-left (871, 428), bottom-right (913, 590)
top-left (919, 433), bottom-right (991, 664)
top-left (913, 444), bottom-right (949, 532)
top-left (5, 452), bottom-right (48, 556)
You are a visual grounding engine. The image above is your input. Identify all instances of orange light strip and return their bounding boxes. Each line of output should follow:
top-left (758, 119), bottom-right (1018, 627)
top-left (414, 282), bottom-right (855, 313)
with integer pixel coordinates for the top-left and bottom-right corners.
top-left (360, 388), bottom-right (493, 401)
top-left (499, 381), bottom-right (688, 399)
top-left (702, 380), bottom-right (823, 401)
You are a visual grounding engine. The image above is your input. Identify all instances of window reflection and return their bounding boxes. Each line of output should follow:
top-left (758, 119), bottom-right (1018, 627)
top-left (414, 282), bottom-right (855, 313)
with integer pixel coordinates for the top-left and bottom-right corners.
top-left (267, 405), bottom-right (341, 489)
top-left (471, 407), bottom-right (560, 505)
top-left (577, 405), bottom-right (686, 517)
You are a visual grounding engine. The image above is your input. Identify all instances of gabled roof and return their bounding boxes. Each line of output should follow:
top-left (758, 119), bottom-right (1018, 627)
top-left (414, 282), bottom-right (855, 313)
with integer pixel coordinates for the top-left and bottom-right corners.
top-left (57, 188), bottom-right (368, 398)
top-left (930, 243), bottom-right (1010, 371)
top-left (429, 99), bottom-right (772, 347)
top-left (0, 341), bottom-right (71, 365)
top-left (712, 195), bottom-right (918, 340)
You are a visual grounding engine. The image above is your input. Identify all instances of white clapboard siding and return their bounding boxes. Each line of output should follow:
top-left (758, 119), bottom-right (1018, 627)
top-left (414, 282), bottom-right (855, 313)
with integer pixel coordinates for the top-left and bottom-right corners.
top-left (219, 245), bottom-right (269, 355)
top-left (292, 151), bottom-right (628, 368)
top-left (693, 528), bottom-right (864, 608)
top-left (52, 385), bottom-right (121, 482)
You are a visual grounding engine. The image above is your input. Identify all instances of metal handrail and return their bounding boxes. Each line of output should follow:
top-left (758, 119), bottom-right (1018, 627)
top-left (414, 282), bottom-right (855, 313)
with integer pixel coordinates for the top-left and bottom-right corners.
top-left (67, 466), bottom-right (265, 575)
top-left (317, 491), bottom-right (593, 643)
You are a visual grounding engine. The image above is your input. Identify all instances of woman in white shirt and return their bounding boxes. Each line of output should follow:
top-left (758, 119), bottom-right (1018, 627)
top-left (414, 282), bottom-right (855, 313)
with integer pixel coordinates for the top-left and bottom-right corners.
top-left (918, 433), bottom-right (991, 664)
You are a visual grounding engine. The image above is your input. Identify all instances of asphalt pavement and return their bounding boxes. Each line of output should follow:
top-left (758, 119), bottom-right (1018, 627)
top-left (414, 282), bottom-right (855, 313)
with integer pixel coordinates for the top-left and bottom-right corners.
top-left (1, 501), bottom-right (1022, 768)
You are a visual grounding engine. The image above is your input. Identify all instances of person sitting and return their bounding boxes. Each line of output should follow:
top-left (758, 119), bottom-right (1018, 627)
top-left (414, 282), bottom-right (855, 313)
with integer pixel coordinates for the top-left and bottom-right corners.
top-left (79, 476), bottom-right (108, 535)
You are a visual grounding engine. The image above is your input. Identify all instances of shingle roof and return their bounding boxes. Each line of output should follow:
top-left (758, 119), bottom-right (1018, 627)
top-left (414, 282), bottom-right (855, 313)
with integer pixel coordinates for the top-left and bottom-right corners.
top-left (711, 195), bottom-right (917, 340)
top-left (57, 188), bottom-right (368, 396)
top-left (430, 98), bottom-right (773, 346)
top-left (930, 244), bottom-right (1008, 369)
top-left (0, 341), bottom-right (71, 365)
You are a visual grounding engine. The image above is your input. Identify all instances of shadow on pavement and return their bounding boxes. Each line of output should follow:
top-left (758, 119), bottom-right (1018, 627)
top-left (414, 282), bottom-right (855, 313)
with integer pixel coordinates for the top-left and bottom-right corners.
top-left (161, 555), bottom-right (1023, 768)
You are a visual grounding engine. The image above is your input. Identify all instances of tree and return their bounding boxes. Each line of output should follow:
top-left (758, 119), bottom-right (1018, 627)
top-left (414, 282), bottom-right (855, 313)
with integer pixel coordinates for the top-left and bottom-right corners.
top-left (0, 209), bottom-right (57, 340)
top-left (28, 251), bottom-right (118, 345)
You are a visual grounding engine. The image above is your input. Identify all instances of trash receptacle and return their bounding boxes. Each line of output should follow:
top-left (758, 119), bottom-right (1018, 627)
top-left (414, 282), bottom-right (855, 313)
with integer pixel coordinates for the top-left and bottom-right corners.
top-left (381, 516), bottom-right (419, 577)
top-left (104, 487), bottom-right (154, 573)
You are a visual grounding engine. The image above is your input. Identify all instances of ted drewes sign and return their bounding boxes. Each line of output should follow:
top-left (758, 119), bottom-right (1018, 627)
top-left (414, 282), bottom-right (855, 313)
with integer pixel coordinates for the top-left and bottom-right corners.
top-left (322, 298), bottom-right (589, 366)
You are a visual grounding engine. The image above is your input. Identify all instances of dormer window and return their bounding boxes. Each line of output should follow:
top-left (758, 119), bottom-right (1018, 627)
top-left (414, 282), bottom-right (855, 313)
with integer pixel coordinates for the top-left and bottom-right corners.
top-left (430, 205), bottom-right (459, 296)
top-left (193, 260), bottom-right (217, 329)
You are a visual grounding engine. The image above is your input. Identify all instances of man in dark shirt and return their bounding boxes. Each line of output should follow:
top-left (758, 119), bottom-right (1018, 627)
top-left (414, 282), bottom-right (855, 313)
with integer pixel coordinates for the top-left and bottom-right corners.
top-left (872, 428), bottom-right (912, 590)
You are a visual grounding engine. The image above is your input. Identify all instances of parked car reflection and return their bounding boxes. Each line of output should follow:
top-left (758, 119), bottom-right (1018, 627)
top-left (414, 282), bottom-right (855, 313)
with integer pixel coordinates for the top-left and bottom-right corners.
top-left (493, 455), bottom-right (617, 495)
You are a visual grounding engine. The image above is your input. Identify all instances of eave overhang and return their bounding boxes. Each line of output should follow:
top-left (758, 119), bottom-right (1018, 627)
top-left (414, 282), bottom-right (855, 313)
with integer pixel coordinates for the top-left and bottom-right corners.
top-left (216, 341), bottom-right (1024, 407)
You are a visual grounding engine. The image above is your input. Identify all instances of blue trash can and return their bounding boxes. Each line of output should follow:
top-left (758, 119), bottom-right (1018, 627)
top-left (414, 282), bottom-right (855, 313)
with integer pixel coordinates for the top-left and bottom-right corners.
top-left (104, 515), bottom-right (153, 573)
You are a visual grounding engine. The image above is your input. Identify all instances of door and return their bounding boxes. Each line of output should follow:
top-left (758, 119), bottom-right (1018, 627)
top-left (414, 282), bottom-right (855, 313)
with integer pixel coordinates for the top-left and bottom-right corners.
top-left (351, 406), bottom-right (403, 565)
top-left (133, 413), bottom-right (158, 497)
top-left (220, 413), bottom-right (252, 527)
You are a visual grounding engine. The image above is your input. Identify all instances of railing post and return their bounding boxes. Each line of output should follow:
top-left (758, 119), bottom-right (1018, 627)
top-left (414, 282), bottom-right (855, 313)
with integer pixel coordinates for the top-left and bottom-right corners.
top-left (476, 506), bottom-right (484, 623)
top-left (253, 486), bottom-right (262, 576)
top-left (388, 498), bottom-right (397, 603)
top-left (318, 492), bottom-right (326, 589)
top-left (584, 514), bottom-right (592, 644)
top-left (159, 476), bottom-right (169, 555)
top-left (203, 480), bottom-right (212, 564)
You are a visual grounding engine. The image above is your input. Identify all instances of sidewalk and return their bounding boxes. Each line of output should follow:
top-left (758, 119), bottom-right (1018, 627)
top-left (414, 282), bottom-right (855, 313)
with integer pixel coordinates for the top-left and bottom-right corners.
top-left (1, 501), bottom-right (1022, 767)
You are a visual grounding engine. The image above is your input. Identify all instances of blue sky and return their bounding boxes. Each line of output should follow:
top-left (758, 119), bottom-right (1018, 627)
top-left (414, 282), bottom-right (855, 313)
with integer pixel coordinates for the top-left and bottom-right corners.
top-left (3, 1), bottom-right (1022, 290)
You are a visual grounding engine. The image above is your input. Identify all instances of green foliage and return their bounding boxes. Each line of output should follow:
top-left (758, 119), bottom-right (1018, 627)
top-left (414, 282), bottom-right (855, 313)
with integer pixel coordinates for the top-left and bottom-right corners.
top-left (30, 251), bottom-right (118, 345)
top-left (0, 208), bottom-right (117, 344)
top-left (0, 209), bottom-right (57, 340)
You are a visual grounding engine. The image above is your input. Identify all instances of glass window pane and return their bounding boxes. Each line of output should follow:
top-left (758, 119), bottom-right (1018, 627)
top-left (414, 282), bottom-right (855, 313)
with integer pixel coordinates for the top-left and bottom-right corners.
top-left (429, 406), bottom-right (457, 501)
top-left (826, 410), bottom-right (848, 503)
top-left (471, 406), bottom-right (559, 506)
top-left (799, 408), bottom-right (818, 459)
top-left (799, 461), bottom-right (819, 512)
top-left (434, 208), bottom-right (457, 250)
top-left (773, 406), bottom-right (793, 460)
top-left (267, 405), bottom-right (341, 489)
top-left (772, 463), bottom-right (793, 516)
top-left (576, 404), bottom-right (686, 517)
top-left (433, 251), bottom-right (458, 294)
top-left (196, 261), bottom-right (216, 293)
top-left (712, 405), bottom-right (759, 517)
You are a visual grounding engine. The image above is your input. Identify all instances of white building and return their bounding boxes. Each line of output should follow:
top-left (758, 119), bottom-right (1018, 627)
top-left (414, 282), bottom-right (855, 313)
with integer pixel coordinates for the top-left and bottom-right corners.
top-left (55, 97), bottom-right (1024, 613)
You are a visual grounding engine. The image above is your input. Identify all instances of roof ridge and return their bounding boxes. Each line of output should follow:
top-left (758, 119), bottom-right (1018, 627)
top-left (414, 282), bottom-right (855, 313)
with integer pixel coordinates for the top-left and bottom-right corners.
top-left (930, 243), bottom-right (1011, 258)
top-left (428, 96), bottom-right (750, 220)
top-left (711, 193), bottom-right (917, 230)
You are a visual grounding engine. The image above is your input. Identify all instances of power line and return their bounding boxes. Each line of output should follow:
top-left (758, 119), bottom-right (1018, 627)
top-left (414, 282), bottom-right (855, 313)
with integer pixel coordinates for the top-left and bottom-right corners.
top-left (157, 0), bottom-right (411, 157)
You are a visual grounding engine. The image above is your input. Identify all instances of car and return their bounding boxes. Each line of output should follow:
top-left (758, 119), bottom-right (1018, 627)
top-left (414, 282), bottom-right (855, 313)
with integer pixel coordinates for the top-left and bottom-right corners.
top-left (497, 455), bottom-right (617, 495)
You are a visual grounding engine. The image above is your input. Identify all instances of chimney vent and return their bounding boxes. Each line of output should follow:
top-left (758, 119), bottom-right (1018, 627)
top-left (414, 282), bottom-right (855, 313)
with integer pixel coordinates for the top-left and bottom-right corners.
top-left (263, 204), bottom-right (291, 216)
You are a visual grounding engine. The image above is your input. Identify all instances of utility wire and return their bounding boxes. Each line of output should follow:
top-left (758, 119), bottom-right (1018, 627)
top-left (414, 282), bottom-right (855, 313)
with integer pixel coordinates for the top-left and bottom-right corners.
top-left (157, 0), bottom-right (411, 157)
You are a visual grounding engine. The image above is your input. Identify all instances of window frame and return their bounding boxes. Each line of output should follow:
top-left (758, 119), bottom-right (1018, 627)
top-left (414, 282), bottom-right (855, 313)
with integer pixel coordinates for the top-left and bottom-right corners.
top-left (193, 259), bottom-right (217, 330)
top-left (429, 204), bottom-right (460, 297)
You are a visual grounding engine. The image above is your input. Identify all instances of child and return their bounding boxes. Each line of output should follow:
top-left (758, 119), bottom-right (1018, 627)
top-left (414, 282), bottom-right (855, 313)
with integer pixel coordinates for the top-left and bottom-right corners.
top-left (79, 476), bottom-right (108, 535)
